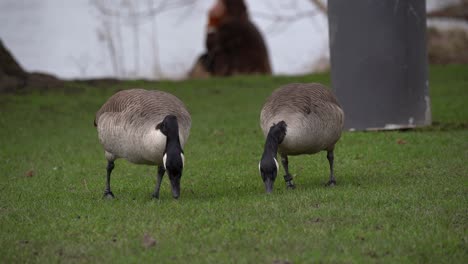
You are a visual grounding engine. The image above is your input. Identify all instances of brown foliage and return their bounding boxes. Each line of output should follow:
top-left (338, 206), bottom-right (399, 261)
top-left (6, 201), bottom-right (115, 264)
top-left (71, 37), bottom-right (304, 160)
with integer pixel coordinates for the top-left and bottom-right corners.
top-left (189, 0), bottom-right (271, 78)
top-left (0, 40), bottom-right (63, 93)
top-left (427, 27), bottom-right (468, 64)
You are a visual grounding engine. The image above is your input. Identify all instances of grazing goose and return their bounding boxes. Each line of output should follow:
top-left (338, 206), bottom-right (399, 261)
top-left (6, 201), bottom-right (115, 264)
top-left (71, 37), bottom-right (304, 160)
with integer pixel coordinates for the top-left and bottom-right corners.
top-left (95, 89), bottom-right (191, 199)
top-left (259, 83), bottom-right (344, 193)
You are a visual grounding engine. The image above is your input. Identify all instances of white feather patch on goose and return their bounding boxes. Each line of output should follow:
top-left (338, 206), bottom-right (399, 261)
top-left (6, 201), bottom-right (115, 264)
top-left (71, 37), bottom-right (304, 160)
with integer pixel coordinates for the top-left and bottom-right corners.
top-left (181, 153), bottom-right (185, 168)
top-left (163, 152), bottom-right (185, 170)
top-left (258, 157), bottom-right (279, 173)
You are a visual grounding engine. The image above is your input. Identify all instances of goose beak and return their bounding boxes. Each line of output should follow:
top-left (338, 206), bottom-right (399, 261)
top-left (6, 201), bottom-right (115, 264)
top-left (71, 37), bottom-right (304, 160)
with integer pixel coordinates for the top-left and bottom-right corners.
top-left (172, 190), bottom-right (180, 199)
top-left (170, 177), bottom-right (181, 199)
top-left (264, 178), bottom-right (274, 193)
top-left (172, 188), bottom-right (180, 199)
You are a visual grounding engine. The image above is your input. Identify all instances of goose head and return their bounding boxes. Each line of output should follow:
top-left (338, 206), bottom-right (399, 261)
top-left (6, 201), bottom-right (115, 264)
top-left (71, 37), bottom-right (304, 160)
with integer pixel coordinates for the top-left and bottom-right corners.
top-left (157, 115), bottom-right (184, 199)
top-left (259, 155), bottom-right (279, 193)
top-left (259, 121), bottom-right (287, 193)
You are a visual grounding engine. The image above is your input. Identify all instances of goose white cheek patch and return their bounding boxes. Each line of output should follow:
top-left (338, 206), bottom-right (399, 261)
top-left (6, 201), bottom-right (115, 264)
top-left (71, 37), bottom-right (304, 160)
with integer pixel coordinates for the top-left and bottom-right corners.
top-left (163, 153), bottom-right (185, 170)
top-left (180, 153), bottom-right (185, 169)
top-left (258, 158), bottom-right (279, 173)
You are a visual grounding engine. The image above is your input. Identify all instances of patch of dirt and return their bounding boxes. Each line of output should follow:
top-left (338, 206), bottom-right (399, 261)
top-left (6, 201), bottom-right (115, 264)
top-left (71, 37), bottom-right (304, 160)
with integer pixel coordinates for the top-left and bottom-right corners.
top-left (142, 233), bottom-right (157, 249)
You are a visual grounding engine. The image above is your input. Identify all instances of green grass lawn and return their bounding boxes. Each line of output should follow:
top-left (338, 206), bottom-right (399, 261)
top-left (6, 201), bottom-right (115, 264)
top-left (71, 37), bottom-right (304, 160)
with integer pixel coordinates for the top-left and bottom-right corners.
top-left (0, 65), bottom-right (467, 263)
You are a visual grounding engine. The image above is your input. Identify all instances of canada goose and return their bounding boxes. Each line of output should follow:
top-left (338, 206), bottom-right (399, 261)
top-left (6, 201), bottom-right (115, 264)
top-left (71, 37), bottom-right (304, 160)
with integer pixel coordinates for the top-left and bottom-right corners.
top-left (95, 89), bottom-right (191, 199)
top-left (259, 83), bottom-right (344, 193)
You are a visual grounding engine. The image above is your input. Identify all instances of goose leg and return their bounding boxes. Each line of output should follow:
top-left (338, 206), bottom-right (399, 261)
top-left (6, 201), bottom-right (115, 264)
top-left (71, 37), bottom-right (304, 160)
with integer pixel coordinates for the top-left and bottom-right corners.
top-left (281, 154), bottom-right (296, 189)
top-left (103, 160), bottom-right (115, 198)
top-left (326, 150), bottom-right (336, 186)
top-left (152, 166), bottom-right (166, 199)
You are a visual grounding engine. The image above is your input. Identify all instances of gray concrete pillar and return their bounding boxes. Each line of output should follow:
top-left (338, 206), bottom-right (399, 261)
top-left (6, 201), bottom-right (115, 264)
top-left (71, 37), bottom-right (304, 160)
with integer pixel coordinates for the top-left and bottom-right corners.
top-left (328, 0), bottom-right (431, 131)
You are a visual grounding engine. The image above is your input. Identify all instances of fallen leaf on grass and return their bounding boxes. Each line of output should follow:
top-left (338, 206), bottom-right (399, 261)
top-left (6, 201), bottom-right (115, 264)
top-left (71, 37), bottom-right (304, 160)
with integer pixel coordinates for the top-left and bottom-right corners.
top-left (212, 129), bottom-right (224, 136)
top-left (308, 217), bottom-right (321, 223)
top-left (396, 139), bottom-right (407, 145)
top-left (142, 233), bottom-right (157, 249)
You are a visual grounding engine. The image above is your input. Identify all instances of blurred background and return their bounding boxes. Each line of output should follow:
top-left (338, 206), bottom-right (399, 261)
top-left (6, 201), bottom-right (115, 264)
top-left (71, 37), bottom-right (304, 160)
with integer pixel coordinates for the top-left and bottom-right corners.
top-left (0, 0), bottom-right (466, 80)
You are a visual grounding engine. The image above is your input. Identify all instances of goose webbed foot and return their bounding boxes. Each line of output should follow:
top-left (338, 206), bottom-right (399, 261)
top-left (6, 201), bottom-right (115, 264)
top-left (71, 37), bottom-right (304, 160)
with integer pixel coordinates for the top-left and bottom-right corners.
top-left (103, 190), bottom-right (115, 199)
top-left (286, 181), bottom-right (296, 189)
top-left (284, 174), bottom-right (296, 189)
top-left (325, 179), bottom-right (336, 187)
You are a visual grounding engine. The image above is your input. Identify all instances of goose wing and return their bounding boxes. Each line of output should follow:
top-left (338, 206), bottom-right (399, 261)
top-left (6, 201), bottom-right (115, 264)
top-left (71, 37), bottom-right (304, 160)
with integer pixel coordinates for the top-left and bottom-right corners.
top-left (94, 89), bottom-right (191, 130)
top-left (260, 83), bottom-right (341, 130)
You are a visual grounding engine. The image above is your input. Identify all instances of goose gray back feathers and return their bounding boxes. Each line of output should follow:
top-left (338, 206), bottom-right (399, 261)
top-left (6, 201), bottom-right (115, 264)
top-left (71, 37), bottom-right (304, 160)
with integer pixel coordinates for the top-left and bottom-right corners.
top-left (95, 89), bottom-right (191, 165)
top-left (260, 83), bottom-right (344, 155)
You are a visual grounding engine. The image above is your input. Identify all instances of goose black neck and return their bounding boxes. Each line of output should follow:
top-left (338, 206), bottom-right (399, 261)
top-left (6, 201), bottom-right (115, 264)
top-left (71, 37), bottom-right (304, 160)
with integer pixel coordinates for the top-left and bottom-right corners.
top-left (262, 132), bottom-right (280, 158)
top-left (165, 123), bottom-right (182, 154)
top-left (262, 122), bottom-right (286, 159)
